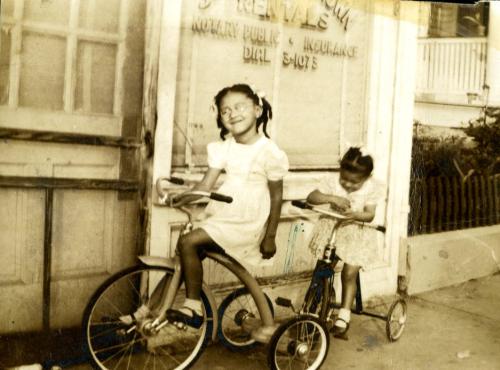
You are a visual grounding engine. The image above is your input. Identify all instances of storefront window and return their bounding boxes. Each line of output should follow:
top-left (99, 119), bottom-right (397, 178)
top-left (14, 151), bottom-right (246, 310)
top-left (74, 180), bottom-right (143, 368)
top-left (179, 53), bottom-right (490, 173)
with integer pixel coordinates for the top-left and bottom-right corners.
top-left (172, 0), bottom-right (373, 170)
top-left (428, 2), bottom-right (488, 38)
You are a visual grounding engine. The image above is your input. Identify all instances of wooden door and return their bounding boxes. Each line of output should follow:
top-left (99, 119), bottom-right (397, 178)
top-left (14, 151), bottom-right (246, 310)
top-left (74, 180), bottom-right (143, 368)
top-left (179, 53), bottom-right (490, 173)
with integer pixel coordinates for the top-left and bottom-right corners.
top-left (0, 0), bottom-right (146, 333)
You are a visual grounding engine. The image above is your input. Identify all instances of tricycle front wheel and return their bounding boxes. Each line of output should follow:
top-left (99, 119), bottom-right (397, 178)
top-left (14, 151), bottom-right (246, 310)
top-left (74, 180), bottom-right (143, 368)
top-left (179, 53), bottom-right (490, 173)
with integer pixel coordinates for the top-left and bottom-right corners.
top-left (386, 298), bottom-right (407, 342)
top-left (268, 315), bottom-right (330, 370)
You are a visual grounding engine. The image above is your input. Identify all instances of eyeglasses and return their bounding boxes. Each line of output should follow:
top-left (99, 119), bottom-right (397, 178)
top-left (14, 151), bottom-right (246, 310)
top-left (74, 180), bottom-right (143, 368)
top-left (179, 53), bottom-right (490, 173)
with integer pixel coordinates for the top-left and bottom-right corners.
top-left (219, 102), bottom-right (253, 118)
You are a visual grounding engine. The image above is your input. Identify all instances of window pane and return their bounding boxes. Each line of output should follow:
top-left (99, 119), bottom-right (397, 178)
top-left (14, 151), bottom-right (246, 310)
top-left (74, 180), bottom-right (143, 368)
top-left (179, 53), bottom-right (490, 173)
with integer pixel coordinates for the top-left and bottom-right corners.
top-left (457, 3), bottom-right (488, 37)
top-left (75, 41), bottom-right (116, 114)
top-left (172, 1), bottom-right (369, 169)
top-left (0, 30), bottom-right (11, 105)
top-left (276, 69), bottom-right (341, 167)
top-left (19, 32), bottom-right (65, 110)
top-left (428, 4), bottom-right (458, 37)
top-left (79, 0), bottom-right (121, 33)
top-left (428, 3), bottom-right (488, 38)
top-left (24, 0), bottom-right (70, 25)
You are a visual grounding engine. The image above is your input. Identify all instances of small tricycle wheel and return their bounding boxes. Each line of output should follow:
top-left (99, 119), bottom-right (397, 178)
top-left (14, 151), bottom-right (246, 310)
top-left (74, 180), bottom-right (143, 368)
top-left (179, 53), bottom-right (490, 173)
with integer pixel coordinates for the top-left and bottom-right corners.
top-left (217, 287), bottom-right (274, 351)
top-left (268, 314), bottom-right (329, 370)
top-left (385, 298), bottom-right (407, 342)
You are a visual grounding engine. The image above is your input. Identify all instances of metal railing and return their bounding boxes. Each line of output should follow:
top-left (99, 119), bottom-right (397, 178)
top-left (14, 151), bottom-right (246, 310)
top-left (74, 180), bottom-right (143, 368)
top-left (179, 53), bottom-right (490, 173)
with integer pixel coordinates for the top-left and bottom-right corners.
top-left (408, 174), bottom-right (500, 235)
top-left (416, 37), bottom-right (487, 98)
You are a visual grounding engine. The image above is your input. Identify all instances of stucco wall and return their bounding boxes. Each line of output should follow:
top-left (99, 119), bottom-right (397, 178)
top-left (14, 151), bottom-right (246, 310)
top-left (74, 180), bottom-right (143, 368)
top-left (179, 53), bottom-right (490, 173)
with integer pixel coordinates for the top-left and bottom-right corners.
top-left (414, 101), bottom-right (482, 128)
top-left (407, 225), bottom-right (500, 294)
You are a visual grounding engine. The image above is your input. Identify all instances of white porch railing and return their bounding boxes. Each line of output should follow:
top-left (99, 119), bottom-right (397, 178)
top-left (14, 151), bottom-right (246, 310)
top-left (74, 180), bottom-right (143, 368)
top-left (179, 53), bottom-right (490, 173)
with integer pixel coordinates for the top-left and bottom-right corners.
top-left (416, 38), bottom-right (487, 99)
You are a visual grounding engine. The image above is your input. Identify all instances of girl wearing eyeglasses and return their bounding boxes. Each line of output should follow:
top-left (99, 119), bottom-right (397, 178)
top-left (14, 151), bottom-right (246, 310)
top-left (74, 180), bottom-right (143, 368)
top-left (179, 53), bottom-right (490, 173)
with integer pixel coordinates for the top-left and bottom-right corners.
top-left (163, 83), bottom-right (289, 328)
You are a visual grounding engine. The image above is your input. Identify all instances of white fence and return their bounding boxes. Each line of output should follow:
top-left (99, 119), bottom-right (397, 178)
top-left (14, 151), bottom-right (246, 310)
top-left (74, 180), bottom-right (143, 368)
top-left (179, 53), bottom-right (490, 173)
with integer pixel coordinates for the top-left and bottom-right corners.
top-left (416, 38), bottom-right (487, 97)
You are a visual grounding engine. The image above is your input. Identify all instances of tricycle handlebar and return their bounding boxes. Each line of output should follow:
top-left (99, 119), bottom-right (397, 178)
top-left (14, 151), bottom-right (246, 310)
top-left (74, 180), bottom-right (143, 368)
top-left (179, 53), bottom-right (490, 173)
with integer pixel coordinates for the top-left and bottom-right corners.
top-left (291, 200), bottom-right (386, 233)
top-left (155, 177), bottom-right (233, 206)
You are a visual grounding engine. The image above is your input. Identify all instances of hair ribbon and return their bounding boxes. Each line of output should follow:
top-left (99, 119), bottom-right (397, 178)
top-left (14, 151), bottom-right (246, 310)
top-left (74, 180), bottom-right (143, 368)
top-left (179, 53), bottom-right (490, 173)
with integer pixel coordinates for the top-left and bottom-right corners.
top-left (250, 84), bottom-right (265, 106)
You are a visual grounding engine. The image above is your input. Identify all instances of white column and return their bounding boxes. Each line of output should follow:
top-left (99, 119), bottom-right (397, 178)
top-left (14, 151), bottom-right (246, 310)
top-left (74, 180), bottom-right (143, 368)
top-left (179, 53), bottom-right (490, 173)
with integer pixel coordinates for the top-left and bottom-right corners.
top-left (149, 0), bottom-right (183, 257)
top-left (486, 2), bottom-right (500, 105)
top-left (417, 2), bottom-right (431, 38)
top-left (388, 1), bottom-right (419, 284)
top-left (363, 0), bottom-right (418, 298)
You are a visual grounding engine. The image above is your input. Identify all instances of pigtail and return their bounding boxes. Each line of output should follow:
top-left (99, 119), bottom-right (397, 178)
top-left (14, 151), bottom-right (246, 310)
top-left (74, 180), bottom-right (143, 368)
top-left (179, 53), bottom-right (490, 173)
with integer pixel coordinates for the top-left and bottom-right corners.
top-left (257, 96), bottom-right (272, 139)
top-left (214, 87), bottom-right (230, 140)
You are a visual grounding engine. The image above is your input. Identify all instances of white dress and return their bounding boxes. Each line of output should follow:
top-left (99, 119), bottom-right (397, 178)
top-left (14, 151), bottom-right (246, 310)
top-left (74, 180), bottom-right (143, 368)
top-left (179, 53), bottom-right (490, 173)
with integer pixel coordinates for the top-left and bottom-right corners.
top-left (308, 173), bottom-right (386, 267)
top-left (198, 135), bottom-right (289, 266)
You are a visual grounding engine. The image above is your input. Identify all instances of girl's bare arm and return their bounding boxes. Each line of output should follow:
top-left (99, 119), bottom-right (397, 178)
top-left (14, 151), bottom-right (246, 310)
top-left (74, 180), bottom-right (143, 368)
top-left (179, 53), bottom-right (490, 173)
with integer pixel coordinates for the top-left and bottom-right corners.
top-left (307, 189), bottom-right (350, 210)
top-left (194, 167), bottom-right (222, 191)
top-left (343, 204), bottom-right (376, 222)
top-left (260, 179), bottom-right (283, 259)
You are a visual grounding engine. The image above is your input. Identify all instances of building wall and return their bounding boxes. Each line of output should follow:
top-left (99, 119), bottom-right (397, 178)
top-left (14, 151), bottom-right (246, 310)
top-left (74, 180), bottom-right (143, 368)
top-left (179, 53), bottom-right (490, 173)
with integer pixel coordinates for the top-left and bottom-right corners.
top-left (149, 0), bottom-right (418, 299)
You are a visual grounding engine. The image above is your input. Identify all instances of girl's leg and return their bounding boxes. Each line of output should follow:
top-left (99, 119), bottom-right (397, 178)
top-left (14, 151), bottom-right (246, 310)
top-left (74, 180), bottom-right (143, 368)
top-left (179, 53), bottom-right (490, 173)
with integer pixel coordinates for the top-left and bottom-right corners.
top-left (340, 263), bottom-right (361, 311)
top-left (167, 228), bottom-right (218, 327)
top-left (333, 263), bottom-right (361, 337)
top-left (120, 229), bottom-right (217, 326)
top-left (177, 228), bottom-right (218, 300)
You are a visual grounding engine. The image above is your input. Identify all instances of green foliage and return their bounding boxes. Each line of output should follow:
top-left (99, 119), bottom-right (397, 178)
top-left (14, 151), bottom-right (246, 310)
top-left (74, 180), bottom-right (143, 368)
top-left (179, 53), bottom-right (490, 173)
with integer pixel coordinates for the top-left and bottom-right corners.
top-left (411, 108), bottom-right (500, 178)
top-left (464, 107), bottom-right (500, 174)
top-left (411, 132), bottom-right (469, 178)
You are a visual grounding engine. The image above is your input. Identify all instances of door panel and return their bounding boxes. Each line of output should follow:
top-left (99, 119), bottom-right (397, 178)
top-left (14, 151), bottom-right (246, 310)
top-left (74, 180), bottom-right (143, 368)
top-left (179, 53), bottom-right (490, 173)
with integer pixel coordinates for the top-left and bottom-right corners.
top-left (0, 189), bottom-right (44, 333)
top-left (0, 140), bottom-right (120, 178)
top-left (50, 190), bottom-right (138, 328)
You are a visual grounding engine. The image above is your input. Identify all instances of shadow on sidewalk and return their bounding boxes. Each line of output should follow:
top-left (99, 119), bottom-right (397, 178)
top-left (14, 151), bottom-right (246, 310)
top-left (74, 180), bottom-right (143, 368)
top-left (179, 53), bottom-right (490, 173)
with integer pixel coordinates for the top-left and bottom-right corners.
top-left (0, 328), bottom-right (89, 369)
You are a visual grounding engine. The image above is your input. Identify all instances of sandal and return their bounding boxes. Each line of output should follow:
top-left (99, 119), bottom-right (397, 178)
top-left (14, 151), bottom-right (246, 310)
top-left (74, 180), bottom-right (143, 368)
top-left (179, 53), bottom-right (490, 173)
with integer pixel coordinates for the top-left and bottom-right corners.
top-left (166, 307), bottom-right (204, 329)
top-left (331, 318), bottom-right (350, 340)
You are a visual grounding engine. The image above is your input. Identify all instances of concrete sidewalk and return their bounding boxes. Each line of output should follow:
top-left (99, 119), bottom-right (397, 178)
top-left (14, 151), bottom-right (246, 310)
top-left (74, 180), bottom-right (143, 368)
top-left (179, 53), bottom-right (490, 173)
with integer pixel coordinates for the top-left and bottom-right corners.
top-left (2, 273), bottom-right (500, 370)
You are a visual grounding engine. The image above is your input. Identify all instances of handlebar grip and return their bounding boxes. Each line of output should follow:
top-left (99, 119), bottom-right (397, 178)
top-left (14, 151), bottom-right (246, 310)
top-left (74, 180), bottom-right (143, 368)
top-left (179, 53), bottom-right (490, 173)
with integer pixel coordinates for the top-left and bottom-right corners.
top-left (210, 192), bottom-right (233, 203)
top-left (168, 177), bottom-right (185, 185)
top-left (291, 200), bottom-right (313, 210)
top-left (375, 225), bottom-right (386, 233)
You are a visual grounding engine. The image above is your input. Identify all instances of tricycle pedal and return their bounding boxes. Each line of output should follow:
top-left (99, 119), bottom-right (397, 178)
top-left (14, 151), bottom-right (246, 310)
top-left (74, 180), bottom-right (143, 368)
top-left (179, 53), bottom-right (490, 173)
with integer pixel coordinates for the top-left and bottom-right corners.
top-left (275, 297), bottom-right (293, 307)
